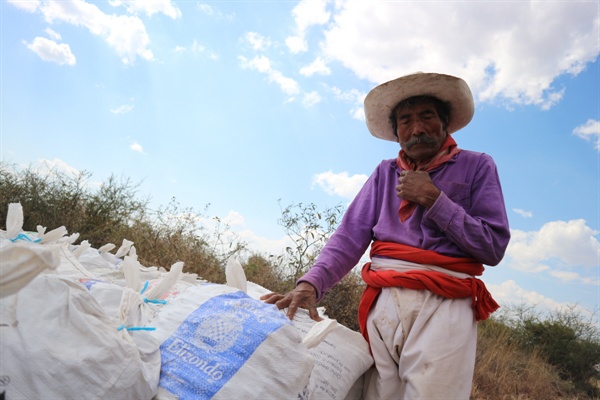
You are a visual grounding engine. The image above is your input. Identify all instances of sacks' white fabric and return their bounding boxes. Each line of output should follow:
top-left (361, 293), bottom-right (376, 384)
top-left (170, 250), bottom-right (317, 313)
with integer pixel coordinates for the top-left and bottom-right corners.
top-left (225, 257), bottom-right (247, 293)
top-left (150, 283), bottom-right (314, 400)
top-left (143, 262), bottom-right (185, 300)
top-left (53, 243), bottom-right (96, 278)
top-left (245, 281), bottom-right (373, 400)
top-left (302, 317), bottom-right (338, 349)
top-left (115, 238), bottom-right (134, 258)
top-left (72, 239), bottom-right (92, 259)
top-left (0, 274), bottom-right (161, 399)
top-left (5, 203), bottom-right (23, 239)
top-left (290, 309), bottom-right (373, 400)
top-left (80, 279), bottom-right (155, 328)
top-left (0, 242), bottom-right (59, 298)
top-left (40, 226), bottom-right (69, 244)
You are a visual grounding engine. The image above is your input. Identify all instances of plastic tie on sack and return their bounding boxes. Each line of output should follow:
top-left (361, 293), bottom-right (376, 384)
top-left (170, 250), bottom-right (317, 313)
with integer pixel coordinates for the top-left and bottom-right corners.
top-left (9, 233), bottom-right (42, 243)
top-left (140, 280), bottom-right (150, 295)
top-left (117, 324), bottom-right (156, 332)
top-left (140, 281), bottom-right (167, 304)
top-left (143, 298), bottom-right (167, 305)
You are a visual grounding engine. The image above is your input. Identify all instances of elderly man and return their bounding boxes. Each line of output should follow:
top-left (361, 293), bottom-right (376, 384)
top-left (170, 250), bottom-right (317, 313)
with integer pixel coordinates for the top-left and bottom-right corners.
top-left (262, 72), bottom-right (510, 399)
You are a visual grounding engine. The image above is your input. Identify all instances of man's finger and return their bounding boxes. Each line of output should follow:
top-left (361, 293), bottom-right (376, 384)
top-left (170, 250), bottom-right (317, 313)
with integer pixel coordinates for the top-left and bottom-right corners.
top-left (307, 306), bottom-right (323, 322)
top-left (260, 292), bottom-right (283, 304)
top-left (285, 296), bottom-right (301, 320)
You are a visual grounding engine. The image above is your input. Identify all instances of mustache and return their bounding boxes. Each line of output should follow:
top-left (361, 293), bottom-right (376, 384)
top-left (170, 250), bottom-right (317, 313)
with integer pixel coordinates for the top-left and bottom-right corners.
top-left (405, 134), bottom-right (437, 149)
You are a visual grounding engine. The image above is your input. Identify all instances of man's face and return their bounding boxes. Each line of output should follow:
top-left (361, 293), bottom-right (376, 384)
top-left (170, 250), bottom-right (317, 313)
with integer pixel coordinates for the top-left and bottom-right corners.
top-left (394, 99), bottom-right (447, 162)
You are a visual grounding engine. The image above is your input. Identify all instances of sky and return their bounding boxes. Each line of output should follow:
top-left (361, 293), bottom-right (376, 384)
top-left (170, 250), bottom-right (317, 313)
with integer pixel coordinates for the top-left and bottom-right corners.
top-left (1, 0), bottom-right (599, 321)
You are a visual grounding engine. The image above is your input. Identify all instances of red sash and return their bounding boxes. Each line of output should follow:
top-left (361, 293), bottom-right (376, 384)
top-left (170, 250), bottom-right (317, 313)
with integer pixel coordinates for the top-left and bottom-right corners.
top-left (358, 241), bottom-right (499, 343)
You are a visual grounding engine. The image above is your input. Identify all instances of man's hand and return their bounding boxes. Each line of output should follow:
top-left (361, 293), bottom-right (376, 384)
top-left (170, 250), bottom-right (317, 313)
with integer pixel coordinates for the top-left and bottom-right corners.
top-left (396, 170), bottom-right (441, 209)
top-left (260, 282), bottom-right (322, 322)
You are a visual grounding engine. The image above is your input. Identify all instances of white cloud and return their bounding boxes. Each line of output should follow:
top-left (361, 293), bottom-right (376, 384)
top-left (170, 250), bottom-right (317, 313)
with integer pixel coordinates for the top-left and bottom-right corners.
top-left (110, 104), bottom-right (134, 114)
top-left (7, 0), bottom-right (40, 13)
top-left (130, 142), bottom-right (144, 153)
top-left (238, 55), bottom-right (301, 97)
top-left (285, 36), bottom-right (307, 55)
top-left (25, 37), bottom-right (76, 65)
top-left (312, 171), bottom-right (368, 199)
top-left (488, 280), bottom-right (576, 314)
top-left (512, 208), bottom-right (533, 218)
top-left (197, 3), bottom-right (234, 22)
top-left (320, 1), bottom-right (599, 108)
top-left (44, 27), bottom-right (61, 41)
top-left (190, 40), bottom-right (205, 53)
top-left (109, 0), bottom-right (181, 19)
top-left (244, 32), bottom-right (272, 51)
top-left (506, 219), bottom-right (600, 277)
top-left (286, 0), bottom-right (331, 54)
top-left (329, 86), bottom-right (366, 121)
top-left (28, 0), bottom-right (153, 65)
top-left (25, 158), bottom-right (103, 191)
top-left (173, 40), bottom-right (207, 54)
top-left (302, 91), bottom-right (322, 108)
top-left (547, 269), bottom-right (598, 286)
top-left (190, 210), bottom-right (293, 257)
top-left (34, 158), bottom-right (80, 177)
top-left (573, 119), bottom-right (600, 151)
top-left (300, 57), bottom-right (331, 77)
top-left (239, 55), bottom-right (270, 73)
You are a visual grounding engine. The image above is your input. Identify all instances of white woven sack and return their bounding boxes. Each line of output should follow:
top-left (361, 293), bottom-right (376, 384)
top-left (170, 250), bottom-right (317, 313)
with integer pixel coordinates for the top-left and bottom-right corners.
top-left (0, 241), bottom-right (59, 298)
top-left (149, 283), bottom-right (314, 400)
top-left (291, 309), bottom-right (373, 400)
top-left (246, 281), bottom-right (373, 400)
top-left (0, 274), bottom-right (161, 399)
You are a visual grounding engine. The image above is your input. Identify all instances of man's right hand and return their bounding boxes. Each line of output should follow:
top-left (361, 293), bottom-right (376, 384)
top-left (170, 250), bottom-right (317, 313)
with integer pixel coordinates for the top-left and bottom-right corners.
top-left (260, 282), bottom-right (323, 322)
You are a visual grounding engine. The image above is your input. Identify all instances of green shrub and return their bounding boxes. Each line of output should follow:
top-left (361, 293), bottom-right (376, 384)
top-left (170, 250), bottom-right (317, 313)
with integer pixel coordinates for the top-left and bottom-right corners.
top-left (501, 304), bottom-right (600, 397)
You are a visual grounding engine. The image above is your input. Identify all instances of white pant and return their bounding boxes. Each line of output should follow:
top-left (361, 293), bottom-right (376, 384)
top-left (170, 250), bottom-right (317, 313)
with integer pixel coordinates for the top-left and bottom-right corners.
top-left (363, 260), bottom-right (477, 400)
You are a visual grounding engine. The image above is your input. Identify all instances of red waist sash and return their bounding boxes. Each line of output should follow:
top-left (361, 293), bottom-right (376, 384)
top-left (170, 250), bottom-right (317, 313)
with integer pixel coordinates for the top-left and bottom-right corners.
top-left (358, 241), bottom-right (499, 343)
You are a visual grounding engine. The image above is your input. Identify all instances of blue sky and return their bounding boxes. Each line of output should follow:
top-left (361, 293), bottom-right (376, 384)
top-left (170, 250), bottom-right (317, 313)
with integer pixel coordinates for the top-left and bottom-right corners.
top-left (1, 0), bottom-right (599, 319)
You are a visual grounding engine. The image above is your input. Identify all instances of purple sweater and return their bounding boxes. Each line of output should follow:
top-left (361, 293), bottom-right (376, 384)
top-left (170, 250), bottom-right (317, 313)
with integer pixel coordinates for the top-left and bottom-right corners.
top-left (299, 150), bottom-right (511, 301)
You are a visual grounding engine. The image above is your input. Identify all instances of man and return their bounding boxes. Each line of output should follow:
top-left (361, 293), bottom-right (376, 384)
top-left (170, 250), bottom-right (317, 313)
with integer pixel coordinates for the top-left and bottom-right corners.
top-left (262, 72), bottom-right (510, 399)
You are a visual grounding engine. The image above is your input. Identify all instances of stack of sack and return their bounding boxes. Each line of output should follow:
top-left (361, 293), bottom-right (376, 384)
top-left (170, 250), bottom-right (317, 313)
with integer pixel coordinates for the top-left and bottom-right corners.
top-left (0, 203), bottom-right (373, 399)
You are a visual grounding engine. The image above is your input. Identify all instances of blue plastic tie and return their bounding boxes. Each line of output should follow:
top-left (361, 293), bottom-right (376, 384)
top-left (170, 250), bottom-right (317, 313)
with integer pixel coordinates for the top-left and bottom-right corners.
top-left (140, 281), bottom-right (149, 295)
top-left (10, 233), bottom-right (42, 243)
top-left (117, 324), bottom-right (156, 332)
top-left (144, 298), bottom-right (167, 305)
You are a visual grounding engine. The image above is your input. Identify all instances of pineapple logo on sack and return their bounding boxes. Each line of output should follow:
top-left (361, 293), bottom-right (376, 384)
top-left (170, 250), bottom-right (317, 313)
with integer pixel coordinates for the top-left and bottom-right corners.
top-left (195, 310), bottom-right (244, 353)
top-left (160, 292), bottom-right (289, 396)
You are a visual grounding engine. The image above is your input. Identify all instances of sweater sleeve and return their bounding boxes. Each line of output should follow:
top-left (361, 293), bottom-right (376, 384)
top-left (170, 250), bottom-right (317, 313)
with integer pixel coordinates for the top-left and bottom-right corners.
top-left (423, 153), bottom-right (510, 266)
top-left (298, 164), bottom-right (382, 300)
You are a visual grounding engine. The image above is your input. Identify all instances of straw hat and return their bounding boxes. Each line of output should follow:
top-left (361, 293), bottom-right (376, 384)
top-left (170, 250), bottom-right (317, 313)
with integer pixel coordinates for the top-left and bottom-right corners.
top-left (364, 72), bottom-right (474, 142)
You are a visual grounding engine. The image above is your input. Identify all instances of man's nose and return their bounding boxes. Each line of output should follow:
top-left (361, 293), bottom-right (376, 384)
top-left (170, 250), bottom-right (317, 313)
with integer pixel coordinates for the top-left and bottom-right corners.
top-left (410, 120), bottom-right (426, 135)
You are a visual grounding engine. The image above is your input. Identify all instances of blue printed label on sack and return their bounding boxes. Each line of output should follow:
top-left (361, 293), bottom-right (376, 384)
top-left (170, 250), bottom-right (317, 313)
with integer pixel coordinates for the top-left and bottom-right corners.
top-left (158, 291), bottom-right (290, 400)
top-left (78, 278), bottom-right (104, 290)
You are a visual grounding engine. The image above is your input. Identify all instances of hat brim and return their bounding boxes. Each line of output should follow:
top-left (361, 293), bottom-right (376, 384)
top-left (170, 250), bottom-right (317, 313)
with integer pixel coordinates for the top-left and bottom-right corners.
top-left (364, 72), bottom-right (474, 142)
